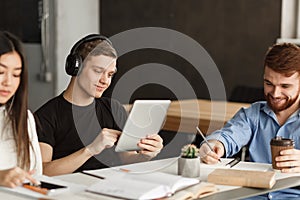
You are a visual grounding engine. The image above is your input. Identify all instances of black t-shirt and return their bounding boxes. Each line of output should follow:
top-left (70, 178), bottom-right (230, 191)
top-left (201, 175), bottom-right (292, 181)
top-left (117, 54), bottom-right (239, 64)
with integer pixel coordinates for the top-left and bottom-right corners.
top-left (34, 93), bottom-right (127, 172)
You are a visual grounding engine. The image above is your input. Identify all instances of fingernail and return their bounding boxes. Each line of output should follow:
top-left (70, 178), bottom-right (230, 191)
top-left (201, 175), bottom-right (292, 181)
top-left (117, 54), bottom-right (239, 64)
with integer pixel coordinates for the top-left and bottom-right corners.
top-left (30, 180), bottom-right (41, 186)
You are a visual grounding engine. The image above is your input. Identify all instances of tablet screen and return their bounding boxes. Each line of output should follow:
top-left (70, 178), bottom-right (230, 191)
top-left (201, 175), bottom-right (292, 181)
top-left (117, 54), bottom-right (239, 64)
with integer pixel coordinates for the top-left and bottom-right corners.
top-left (115, 100), bottom-right (171, 152)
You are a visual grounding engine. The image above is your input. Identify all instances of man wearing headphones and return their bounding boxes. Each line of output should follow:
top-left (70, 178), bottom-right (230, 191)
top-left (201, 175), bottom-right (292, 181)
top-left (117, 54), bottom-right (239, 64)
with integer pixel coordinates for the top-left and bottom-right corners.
top-left (34, 34), bottom-right (163, 176)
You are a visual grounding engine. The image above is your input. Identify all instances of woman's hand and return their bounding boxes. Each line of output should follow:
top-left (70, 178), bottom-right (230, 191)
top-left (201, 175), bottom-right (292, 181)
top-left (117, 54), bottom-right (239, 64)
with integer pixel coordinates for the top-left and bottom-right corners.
top-left (0, 167), bottom-right (39, 188)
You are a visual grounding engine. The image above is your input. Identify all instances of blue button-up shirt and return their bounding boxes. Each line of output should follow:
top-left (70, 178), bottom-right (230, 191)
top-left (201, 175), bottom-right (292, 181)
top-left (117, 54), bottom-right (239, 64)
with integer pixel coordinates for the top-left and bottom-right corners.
top-left (206, 101), bottom-right (300, 199)
top-left (207, 101), bottom-right (300, 161)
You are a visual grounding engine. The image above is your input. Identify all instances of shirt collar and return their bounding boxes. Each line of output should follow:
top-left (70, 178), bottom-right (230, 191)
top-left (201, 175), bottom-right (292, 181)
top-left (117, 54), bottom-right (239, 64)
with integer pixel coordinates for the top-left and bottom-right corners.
top-left (261, 102), bottom-right (273, 116)
top-left (261, 101), bottom-right (300, 122)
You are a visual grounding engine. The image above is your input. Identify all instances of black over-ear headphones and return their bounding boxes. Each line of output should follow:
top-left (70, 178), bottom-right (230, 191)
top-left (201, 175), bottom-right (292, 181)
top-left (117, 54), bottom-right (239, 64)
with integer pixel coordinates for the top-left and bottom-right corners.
top-left (65, 34), bottom-right (112, 76)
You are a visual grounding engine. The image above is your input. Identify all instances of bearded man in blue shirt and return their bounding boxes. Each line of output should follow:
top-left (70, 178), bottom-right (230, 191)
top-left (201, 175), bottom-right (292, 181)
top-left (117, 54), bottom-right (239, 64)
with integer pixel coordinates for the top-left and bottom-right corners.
top-left (199, 43), bottom-right (300, 199)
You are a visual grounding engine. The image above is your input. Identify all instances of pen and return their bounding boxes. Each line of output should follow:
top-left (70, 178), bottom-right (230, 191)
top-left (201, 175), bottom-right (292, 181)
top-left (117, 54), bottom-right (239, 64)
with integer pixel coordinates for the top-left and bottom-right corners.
top-left (196, 126), bottom-right (221, 162)
top-left (225, 157), bottom-right (241, 168)
top-left (81, 171), bottom-right (105, 179)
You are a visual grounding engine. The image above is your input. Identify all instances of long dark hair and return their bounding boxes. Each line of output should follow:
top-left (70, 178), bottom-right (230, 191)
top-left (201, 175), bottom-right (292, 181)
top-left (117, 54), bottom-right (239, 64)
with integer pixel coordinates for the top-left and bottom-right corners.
top-left (0, 31), bottom-right (30, 170)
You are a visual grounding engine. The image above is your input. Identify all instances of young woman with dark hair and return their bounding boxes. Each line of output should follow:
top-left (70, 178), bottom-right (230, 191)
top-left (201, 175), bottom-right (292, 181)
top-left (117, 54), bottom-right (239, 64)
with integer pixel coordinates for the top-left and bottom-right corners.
top-left (0, 31), bottom-right (41, 188)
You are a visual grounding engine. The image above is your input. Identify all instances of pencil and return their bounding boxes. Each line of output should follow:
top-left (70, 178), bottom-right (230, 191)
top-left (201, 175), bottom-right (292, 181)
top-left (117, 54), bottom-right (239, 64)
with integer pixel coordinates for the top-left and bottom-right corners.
top-left (81, 171), bottom-right (105, 179)
top-left (196, 126), bottom-right (221, 162)
top-left (23, 184), bottom-right (48, 195)
top-left (119, 168), bottom-right (131, 173)
top-left (225, 157), bottom-right (241, 168)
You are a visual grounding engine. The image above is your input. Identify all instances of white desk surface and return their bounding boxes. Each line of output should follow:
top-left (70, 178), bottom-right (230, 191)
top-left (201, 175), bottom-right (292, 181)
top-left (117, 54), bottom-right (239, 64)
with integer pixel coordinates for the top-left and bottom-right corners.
top-left (1, 157), bottom-right (300, 200)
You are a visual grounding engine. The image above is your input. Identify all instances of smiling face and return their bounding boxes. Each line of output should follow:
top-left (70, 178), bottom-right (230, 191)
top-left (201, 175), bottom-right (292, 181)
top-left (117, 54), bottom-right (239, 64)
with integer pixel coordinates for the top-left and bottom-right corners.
top-left (264, 66), bottom-right (300, 113)
top-left (0, 51), bottom-right (22, 104)
top-left (76, 55), bottom-right (117, 99)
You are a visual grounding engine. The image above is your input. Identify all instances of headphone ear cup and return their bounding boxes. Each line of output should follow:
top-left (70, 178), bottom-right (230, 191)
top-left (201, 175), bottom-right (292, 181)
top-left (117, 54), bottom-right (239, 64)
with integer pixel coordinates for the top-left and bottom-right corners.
top-left (65, 53), bottom-right (82, 76)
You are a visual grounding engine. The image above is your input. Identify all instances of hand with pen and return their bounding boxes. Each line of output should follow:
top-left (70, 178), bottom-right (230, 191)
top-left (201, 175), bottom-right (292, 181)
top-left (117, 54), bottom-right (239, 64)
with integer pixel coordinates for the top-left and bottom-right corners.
top-left (0, 167), bottom-right (39, 188)
top-left (199, 140), bottom-right (225, 164)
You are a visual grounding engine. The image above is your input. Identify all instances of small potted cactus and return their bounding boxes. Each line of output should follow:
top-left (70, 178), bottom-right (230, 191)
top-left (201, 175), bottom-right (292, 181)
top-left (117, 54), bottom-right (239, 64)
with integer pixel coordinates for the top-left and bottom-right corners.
top-left (178, 144), bottom-right (200, 178)
top-left (180, 144), bottom-right (199, 158)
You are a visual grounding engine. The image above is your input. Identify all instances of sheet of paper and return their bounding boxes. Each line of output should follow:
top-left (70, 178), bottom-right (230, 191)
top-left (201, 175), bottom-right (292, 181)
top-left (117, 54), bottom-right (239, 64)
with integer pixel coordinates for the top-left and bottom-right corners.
top-left (232, 161), bottom-right (272, 171)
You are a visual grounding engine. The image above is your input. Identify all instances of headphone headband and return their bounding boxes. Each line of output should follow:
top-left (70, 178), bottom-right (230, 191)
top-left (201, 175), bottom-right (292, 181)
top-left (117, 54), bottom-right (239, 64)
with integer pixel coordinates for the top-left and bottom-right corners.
top-left (65, 34), bottom-right (112, 76)
top-left (69, 34), bottom-right (112, 55)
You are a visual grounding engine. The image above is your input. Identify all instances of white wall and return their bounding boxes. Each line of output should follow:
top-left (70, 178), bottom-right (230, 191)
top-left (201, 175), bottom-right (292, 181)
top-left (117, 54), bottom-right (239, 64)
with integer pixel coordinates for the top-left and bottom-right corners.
top-left (54, 0), bottom-right (99, 94)
top-left (277, 0), bottom-right (300, 44)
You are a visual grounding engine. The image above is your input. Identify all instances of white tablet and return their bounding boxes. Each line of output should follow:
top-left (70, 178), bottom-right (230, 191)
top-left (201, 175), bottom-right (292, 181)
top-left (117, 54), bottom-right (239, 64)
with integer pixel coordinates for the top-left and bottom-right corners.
top-left (115, 100), bottom-right (171, 152)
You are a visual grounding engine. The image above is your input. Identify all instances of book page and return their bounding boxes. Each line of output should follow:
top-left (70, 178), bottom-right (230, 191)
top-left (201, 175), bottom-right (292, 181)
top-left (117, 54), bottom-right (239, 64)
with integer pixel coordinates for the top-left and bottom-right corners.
top-left (166, 182), bottom-right (217, 200)
top-left (87, 178), bottom-right (169, 200)
top-left (186, 182), bottom-right (218, 198)
top-left (201, 158), bottom-right (272, 171)
top-left (233, 161), bottom-right (272, 171)
top-left (85, 171), bottom-right (200, 199)
top-left (122, 172), bottom-right (199, 193)
top-left (83, 169), bottom-right (199, 194)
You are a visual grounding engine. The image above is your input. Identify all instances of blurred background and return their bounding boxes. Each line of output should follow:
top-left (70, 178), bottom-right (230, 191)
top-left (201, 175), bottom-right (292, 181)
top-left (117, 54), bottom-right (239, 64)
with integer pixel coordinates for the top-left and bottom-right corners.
top-left (0, 0), bottom-right (298, 110)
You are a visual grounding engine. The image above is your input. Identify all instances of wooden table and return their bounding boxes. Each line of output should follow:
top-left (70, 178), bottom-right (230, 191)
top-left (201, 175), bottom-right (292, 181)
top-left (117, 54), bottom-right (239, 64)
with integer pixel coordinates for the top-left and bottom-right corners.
top-left (161, 99), bottom-right (250, 134)
top-left (124, 99), bottom-right (250, 134)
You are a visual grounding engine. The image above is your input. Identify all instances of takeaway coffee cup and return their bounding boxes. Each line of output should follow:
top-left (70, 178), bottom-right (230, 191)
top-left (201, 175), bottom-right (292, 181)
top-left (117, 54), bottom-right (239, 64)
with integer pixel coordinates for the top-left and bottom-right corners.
top-left (270, 136), bottom-right (294, 170)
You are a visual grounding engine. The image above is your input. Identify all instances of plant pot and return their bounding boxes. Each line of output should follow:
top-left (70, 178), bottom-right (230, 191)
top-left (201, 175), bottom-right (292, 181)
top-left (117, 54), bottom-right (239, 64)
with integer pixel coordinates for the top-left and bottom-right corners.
top-left (178, 157), bottom-right (200, 178)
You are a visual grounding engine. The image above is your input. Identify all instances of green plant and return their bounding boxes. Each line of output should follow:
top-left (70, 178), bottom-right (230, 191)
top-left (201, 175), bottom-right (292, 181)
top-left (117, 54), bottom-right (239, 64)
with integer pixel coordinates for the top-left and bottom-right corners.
top-left (180, 144), bottom-right (199, 158)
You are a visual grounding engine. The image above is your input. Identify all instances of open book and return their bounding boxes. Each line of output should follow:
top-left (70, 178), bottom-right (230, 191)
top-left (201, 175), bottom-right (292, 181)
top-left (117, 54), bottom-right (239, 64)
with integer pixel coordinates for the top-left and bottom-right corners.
top-left (166, 182), bottom-right (217, 200)
top-left (86, 171), bottom-right (205, 200)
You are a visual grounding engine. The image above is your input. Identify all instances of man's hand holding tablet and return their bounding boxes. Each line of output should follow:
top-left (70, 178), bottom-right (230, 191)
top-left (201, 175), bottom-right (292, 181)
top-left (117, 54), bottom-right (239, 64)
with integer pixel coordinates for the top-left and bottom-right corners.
top-left (115, 100), bottom-right (171, 152)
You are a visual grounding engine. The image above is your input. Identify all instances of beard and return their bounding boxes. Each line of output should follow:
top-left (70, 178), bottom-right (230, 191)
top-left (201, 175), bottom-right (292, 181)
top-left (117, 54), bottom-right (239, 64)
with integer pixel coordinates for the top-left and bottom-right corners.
top-left (265, 93), bottom-right (299, 113)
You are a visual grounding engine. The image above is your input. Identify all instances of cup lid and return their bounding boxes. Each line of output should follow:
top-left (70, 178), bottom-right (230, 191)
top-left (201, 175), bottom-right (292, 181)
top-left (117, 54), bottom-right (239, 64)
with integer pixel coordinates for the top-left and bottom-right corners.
top-left (270, 136), bottom-right (294, 146)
